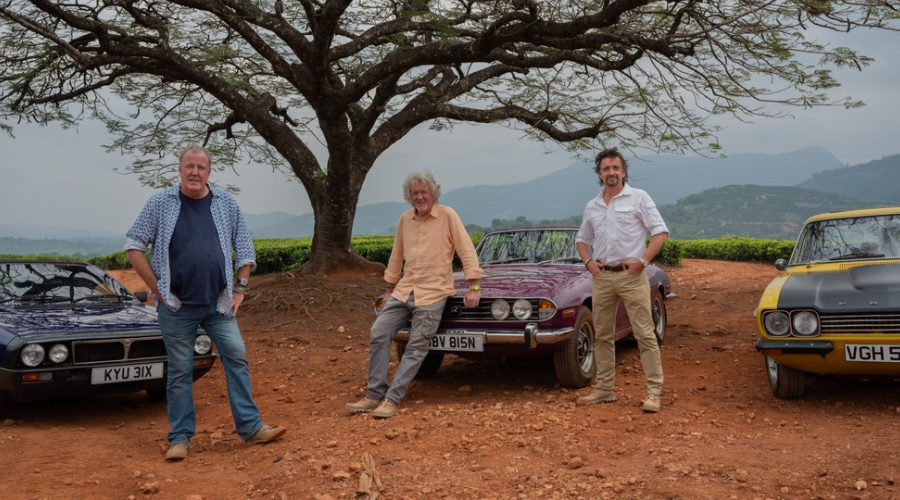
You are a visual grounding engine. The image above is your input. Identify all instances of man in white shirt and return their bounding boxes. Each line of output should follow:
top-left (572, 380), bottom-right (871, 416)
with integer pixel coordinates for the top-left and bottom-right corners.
top-left (575, 147), bottom-right (669, 412)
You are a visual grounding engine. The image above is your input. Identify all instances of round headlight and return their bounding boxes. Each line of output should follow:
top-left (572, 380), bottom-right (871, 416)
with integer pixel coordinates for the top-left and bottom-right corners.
top-left (792, 311), bottom-right (819, 337)
top-left (491, 299), bottom-right (510, 320)
top-left (48, 344), bottom-right (69, 363)
top-left (763, 311), bottom-right (790, 337)
top-left (21, 344), bottom-right (45, 367)
top-left (194, 334), bottom-right (213, 355)
top-left (512, 299), bottom-right (533, 320)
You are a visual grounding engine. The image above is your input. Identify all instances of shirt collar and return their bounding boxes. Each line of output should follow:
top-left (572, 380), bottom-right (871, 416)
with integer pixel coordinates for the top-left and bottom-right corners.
top-left (407, 203), bottom-right (442, 220)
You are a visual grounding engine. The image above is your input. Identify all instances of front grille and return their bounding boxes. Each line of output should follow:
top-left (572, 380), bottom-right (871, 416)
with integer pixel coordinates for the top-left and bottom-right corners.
top-left (442, 298), bottom-right (540, 321)
top-left (72, 336), bottom-right (167, 364)
top-left (820, 314), bottom-right (900, 334)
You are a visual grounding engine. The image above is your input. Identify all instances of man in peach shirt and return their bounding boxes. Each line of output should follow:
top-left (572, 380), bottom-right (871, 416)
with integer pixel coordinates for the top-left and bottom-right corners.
top-left (346, 171), bottom-right (483, 418)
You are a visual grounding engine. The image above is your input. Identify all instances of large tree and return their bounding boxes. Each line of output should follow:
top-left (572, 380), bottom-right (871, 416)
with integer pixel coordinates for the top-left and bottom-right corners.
top-left (1, 1), bottom-right (897, 273)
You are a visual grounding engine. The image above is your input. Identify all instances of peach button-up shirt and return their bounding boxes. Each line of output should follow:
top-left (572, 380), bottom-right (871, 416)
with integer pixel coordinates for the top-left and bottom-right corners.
top-left (385, 204), bottom-right (483, 306)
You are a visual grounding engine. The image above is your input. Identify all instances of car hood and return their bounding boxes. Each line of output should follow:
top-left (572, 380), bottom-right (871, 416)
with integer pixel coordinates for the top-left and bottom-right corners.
top-left (778, 263), bottom-right (900, 313)
top-left (455, 265), bottom-right (588, 298)
top-left (0, 305), bottom-right (160, 337)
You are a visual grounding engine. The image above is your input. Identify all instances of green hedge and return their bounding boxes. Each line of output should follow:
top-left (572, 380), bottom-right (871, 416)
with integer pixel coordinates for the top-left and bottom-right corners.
top-left (36, 235), bottom-right (787, 272)
top-left (679, 237), bottom-right (794, 263)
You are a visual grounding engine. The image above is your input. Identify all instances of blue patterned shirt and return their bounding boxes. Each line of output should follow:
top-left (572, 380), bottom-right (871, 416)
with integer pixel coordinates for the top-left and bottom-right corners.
top-left (124, 184), bottom-right (257, 315)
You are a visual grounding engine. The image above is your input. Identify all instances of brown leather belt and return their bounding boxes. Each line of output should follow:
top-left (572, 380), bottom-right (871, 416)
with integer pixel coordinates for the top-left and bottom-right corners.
top-left (596, 261), bottom-right (626, 272)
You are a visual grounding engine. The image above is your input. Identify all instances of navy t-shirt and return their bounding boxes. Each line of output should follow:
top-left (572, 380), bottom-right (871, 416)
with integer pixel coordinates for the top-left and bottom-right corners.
top-left (169, 192), bottom-right (227, 305)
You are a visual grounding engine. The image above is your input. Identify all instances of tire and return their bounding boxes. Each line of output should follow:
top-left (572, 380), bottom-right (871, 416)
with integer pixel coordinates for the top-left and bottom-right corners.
top-left (145, 388), bottom-right (167, 403)
top-left (764, 355), bottom-right (807, 399)
top-left (395, 342), bottom-right (444, 379)
top-left (553, 307), bottom-right (595, 388)
top-left (651, 291), bottom-right (667, 346)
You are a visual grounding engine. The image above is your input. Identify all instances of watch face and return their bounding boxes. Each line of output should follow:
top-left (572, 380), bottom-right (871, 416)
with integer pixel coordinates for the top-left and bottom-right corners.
top-left (236, 279), bottom-right (249, 287)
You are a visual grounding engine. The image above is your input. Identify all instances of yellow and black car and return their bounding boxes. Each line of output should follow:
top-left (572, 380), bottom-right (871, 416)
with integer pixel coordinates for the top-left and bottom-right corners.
top-left (755, 206), bottom-right (900, 399)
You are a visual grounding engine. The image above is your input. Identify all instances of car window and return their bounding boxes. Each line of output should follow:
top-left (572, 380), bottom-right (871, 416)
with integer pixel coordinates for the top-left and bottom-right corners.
top-left (0, 262), bottom-right (136, 304)
top-left (790, 214), bottom-right (900, 264)
top-left (477, 229), bottom-right (579, 265)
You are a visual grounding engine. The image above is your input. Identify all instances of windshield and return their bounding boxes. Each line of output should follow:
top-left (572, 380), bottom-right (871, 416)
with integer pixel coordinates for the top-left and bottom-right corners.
top-left (477, 229), bottom-right (580, 265)
top-left (790, 214), bottom-right (900, 265)
top-left (0, 262), bottom-right (137, 305)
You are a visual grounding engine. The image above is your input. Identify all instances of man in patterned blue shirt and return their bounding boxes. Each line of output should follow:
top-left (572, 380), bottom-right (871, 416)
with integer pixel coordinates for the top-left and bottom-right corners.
top-left (125, 144), bottom-right (286, 462)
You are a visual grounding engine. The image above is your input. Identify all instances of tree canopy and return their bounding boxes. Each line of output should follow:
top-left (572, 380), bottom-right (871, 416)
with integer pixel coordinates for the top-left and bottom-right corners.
top-left (1, 0), bottom-right (897, 273)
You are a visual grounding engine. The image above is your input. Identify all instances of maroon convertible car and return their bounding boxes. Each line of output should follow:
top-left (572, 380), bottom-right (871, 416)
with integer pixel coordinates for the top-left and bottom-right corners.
top-left (383, 227), bottom-right (673, 388)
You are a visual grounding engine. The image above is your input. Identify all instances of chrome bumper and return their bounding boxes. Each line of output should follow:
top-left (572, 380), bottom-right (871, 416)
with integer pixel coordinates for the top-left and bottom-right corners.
top-left (394, 323), bottom-right (576, 349)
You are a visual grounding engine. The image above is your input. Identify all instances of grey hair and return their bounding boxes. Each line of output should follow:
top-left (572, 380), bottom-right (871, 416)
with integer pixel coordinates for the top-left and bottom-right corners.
top-left (402, 171), bottom-right (441, 205)
top-left (178, 144), bottom-right (211, 167)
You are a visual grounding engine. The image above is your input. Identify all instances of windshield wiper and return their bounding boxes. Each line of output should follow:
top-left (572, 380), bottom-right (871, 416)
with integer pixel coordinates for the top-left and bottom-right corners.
top-left (829, 252), bottom-right (885, 261)
top-left (73, 294), bottom-right (129, 303)
top-left (538, 257), bottom-right (583, 265)
top-left (484, 257), bottom-right (529, 265)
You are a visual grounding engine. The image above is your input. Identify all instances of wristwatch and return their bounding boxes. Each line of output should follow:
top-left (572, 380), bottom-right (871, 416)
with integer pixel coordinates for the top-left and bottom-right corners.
top-left (469, 284), bottom-right (481, 291)
top-left (639, 258), bottom-right (650, 267)
top-left (236, 278), bottom-right (249, 287)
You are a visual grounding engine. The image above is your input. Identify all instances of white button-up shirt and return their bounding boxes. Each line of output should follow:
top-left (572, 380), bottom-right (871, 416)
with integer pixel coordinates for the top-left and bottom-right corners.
top-left (576, 183), bottom-right (669, 264)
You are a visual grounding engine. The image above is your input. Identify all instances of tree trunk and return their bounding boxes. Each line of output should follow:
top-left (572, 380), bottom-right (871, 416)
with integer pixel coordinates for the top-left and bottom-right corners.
top-left (295, 158), bottom-right (386, 277)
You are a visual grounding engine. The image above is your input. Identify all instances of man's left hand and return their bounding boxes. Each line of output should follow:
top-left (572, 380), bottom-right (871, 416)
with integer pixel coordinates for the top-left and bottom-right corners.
top-left (231, 291), bottom-right (246, 315)
top-left (626, 259), bottom-right (644, 275)
top-left (463, 290), bottom-right (481, 308)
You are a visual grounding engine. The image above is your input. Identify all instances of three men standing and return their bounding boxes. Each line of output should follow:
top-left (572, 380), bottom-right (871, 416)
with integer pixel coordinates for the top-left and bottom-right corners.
top-left (576, 148), bottom-right (670, 413)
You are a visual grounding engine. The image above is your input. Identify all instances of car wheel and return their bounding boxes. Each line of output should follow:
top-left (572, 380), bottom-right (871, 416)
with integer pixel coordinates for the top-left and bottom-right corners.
top-left (395, 342), bottom-right (445, 379)
top-left (651, 291), bottom-right (667, 346)
top-left (764, 355), bottom-right (807, 399)
top-left (146, 388), bottom-right (167, 402)
top-left (553, 306), bottom-right (595, 388)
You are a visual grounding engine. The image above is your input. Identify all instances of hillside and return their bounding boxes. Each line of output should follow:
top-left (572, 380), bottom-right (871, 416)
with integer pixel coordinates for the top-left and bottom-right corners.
top-left (658, 185), bottom-right (864, 239)
top-left (796, 154), bottom-right (900, 205)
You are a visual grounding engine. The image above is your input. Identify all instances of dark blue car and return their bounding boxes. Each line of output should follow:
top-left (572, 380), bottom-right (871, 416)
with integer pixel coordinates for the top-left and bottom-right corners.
top-left (0, 260), bottom-right (216, 401)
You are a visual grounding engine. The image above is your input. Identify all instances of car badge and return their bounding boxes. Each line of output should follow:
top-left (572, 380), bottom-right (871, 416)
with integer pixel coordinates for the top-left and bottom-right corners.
top-left (123, 339), bottom-right (132, 347)
top-left (449, 305), bottom-right (463, 316)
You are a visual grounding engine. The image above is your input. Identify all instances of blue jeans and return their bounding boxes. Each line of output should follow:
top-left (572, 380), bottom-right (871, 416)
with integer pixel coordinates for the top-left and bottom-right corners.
top-left (157, 302), bottom-right (263, 445)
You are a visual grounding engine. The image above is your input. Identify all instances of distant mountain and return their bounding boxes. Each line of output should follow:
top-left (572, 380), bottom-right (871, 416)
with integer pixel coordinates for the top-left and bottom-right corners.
top-left (795, 154), bottom-right (900, 205)
top-left (0, 223), bottom-right (122, 240)
top-left (250, 147), bottom-right (844, 237)
top-left (0, 236), bottom-right (124, 258)
top-left (658, 185), bottom-right (864, 240)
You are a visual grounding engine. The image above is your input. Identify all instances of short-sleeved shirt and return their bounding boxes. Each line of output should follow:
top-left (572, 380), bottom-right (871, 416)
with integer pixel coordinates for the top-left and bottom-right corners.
top-left (576, 183), bottom-right (669, 264)
top-left (385, 204), bottom-right (483, 306)
top-left (124, 184), bottom-right (256, 315)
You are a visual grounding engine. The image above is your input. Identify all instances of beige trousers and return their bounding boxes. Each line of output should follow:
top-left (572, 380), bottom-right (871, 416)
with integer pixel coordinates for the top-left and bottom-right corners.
top-left (591, 269), bottom-right (663, 397)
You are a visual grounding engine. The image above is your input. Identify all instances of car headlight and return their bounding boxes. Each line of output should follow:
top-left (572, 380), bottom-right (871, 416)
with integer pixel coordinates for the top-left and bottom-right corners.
top-left (48, 344), bottom-right (69, 363)
top-left (791, 311), bottom-right (819, 337)
top-left (194, 334), bottom-right (212, 355)
top-left (21, 344), bottom-right (45, 367)
top-left (491, 299), bottom-right (510, 320)
top-left (512, 299), bottom-right (533, 320)
top-left (763, 311), bottom-right (790, 337)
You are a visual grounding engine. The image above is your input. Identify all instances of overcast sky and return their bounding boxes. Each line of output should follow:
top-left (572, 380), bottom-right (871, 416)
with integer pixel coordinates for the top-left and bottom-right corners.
top-left (2, 27), bottom-right (898, 235)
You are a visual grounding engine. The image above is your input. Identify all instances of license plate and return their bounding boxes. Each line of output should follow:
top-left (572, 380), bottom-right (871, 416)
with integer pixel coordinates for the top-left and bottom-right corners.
top-left (430, 330), bottom-right (484, 352)
top-left (844, 344), bottom-right (900, 363)
top-left (91, 363), bottom-right (164, 385)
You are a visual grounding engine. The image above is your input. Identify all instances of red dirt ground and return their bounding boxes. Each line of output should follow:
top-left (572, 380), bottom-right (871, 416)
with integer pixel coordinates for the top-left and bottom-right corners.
top-left (2, 259), bottom-right (898, 500)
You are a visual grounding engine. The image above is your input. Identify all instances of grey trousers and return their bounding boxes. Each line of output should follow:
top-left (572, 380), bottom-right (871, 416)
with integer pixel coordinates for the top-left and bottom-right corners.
top-left (366, 294), bottom-right (447, 403)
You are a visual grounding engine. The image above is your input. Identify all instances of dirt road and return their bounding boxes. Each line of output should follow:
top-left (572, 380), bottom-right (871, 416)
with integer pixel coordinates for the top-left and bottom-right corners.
top-left (2, 260), bottom-right (898, 500)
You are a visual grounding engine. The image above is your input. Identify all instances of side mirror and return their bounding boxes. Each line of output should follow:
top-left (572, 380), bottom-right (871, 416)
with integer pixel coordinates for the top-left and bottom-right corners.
top-left (774, 258), bottom-right (787, 271)
top-left (134, 291), bottom-right (149, 303)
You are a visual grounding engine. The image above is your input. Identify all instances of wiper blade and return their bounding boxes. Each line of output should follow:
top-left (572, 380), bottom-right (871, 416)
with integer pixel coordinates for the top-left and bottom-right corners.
top-left (538, 257), bottom-right (583, 265)
top-left (484, 257), bottom-right (529, 265)
top-left (829, 252), bottom-right (885, 261)
top-left (73, 294), bottom-right (129, 303)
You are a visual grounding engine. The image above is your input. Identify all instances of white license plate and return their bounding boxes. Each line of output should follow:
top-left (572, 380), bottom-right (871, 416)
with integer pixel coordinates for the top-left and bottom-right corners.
top-left (91, 363), bottom-right (164, 385)
top-left (430, 330), bottom-right (484, 352)
top-left (844, 344), bottom-right (900, 363)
